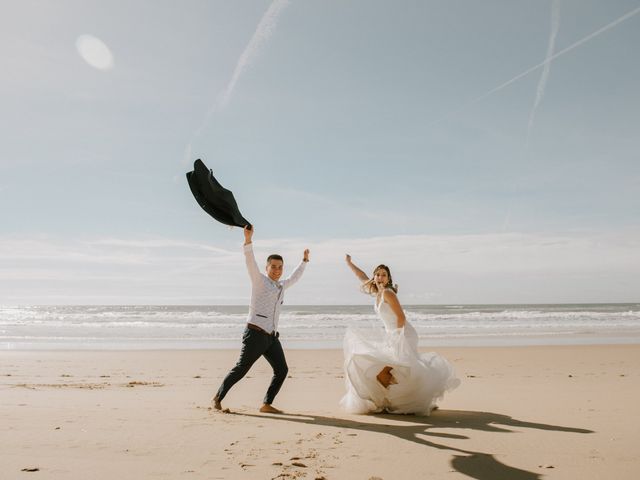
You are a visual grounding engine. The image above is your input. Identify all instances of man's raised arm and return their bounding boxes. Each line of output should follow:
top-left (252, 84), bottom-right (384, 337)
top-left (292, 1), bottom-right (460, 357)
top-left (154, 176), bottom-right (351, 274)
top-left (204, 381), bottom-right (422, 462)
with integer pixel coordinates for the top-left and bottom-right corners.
top-left (243, 226), bottom-right (261, 283)
top-left (283, 249), bottom-right (309, 289)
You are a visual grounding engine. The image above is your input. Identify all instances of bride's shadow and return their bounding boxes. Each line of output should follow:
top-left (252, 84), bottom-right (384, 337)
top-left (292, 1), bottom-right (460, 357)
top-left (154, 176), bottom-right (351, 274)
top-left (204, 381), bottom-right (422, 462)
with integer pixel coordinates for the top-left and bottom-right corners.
top-left (233, 409), bottom-right (593, 480)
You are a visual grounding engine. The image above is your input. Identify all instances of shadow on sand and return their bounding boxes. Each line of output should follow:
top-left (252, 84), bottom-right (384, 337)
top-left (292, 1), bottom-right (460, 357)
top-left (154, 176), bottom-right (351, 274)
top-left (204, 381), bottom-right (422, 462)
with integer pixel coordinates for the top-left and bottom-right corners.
top-left (233, 409), bottom-right (593, 480)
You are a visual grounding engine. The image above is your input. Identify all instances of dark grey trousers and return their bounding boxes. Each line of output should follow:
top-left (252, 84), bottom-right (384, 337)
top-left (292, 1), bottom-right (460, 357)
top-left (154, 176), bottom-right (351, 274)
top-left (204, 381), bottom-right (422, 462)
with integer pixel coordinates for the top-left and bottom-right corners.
top-left (215, 327), bottom-right (288, 405)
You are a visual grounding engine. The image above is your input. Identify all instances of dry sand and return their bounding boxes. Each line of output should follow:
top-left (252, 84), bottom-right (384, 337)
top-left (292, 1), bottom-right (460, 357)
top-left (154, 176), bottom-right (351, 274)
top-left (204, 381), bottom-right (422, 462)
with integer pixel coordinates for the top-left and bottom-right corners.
top-left (2, 345), bottom-right (639, 479)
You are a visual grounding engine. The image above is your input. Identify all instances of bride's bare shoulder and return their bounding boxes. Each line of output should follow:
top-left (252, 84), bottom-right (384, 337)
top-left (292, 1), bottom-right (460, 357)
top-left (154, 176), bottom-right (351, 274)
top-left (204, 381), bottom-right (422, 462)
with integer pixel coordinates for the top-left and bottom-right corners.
top-left (382, 288), bottom-right (398, 301)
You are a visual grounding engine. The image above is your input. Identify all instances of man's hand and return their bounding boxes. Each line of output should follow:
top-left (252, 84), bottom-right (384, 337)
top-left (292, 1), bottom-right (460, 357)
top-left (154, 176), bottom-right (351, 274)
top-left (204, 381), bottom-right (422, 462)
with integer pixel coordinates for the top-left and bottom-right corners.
top-left (244, 225), bottom-right (253, 245)
top-left (345, 254), bottom-right (352, 264)
top-left (303, 249), bottom-right (310, 263)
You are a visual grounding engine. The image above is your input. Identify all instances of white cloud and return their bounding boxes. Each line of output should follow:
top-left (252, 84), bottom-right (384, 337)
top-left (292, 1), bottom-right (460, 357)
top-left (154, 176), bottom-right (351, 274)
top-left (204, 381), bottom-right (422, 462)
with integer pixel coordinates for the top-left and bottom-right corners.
top-left (2, 230), bottom-right (639, 305)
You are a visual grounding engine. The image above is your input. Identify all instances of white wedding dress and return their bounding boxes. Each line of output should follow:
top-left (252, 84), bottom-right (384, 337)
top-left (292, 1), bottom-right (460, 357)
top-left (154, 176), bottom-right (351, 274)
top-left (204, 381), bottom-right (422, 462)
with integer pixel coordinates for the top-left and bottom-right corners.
top-left (340, 299), bottom-right (460, 415)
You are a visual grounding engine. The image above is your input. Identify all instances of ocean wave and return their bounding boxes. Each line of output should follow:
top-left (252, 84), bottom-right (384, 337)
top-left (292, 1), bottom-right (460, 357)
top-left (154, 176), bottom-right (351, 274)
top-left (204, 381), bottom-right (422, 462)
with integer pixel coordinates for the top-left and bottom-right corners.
top-left (2, 304), bottom-right (639, 348)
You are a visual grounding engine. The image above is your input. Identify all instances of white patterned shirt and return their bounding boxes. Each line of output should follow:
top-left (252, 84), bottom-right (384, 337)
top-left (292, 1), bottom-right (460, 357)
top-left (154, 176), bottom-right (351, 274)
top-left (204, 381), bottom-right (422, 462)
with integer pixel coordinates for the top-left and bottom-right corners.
top-left (244, 243), bottom-right (307, 333)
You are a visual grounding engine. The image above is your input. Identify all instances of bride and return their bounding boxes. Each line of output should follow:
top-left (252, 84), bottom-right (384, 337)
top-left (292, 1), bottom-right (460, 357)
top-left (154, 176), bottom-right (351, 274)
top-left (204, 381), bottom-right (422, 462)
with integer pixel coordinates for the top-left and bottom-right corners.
top-left (340, 255), bottom-right (460, 415)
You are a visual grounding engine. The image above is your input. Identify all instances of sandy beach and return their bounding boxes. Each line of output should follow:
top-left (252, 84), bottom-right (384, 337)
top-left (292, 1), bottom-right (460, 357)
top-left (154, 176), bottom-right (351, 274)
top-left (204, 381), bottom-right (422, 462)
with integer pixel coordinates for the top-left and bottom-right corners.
top-left (2, 345), bottom-right (639, 479)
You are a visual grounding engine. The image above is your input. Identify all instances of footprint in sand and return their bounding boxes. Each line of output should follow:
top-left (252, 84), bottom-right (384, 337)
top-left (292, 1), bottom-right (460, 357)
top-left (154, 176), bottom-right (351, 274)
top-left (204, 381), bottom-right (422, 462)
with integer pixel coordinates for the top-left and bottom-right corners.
top-left (15, 383), bottom-right (108, 390)
top-left (125, 381), bottom-right (164, 388)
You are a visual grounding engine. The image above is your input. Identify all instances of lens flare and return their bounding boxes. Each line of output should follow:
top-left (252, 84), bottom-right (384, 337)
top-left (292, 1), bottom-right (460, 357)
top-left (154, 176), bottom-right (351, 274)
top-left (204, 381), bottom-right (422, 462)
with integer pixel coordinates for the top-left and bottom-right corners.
top-left (75, 34), bottom-right (114, 71)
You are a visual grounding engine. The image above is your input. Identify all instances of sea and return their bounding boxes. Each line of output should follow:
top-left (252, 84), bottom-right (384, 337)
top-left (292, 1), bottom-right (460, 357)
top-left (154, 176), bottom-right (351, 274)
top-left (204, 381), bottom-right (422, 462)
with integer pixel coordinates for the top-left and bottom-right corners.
top-left (2, 303), bottom-right (640, 350)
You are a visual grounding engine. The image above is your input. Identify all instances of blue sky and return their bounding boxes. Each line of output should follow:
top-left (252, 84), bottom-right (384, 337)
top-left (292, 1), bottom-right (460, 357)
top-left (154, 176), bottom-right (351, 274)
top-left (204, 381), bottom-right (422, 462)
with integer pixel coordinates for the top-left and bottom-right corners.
top-left (1, 0), bottom-right (639, 304)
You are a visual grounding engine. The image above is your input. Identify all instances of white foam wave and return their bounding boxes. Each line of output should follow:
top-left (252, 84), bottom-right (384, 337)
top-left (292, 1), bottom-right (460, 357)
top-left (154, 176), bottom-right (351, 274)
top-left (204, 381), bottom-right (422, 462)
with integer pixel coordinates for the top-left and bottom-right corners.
top-left (2, 305), bottom-right (639, 349)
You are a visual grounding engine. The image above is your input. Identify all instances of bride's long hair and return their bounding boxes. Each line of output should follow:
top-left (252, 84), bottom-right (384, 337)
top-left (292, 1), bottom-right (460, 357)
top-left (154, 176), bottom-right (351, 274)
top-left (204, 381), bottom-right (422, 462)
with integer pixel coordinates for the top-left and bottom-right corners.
top-left (361, 264), bottom-right (398, 295)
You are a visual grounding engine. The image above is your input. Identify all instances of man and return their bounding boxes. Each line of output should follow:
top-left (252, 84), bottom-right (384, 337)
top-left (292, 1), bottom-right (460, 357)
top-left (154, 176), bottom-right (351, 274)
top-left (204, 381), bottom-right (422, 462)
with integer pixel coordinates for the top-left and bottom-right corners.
top-left (212, 226), bottom-right (310, 413)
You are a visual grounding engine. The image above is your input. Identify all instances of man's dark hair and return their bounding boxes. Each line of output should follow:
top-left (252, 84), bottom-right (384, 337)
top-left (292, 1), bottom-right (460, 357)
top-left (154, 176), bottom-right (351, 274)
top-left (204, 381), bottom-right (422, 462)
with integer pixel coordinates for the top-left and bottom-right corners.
top-left (266, 254), bottom-right (283, 264)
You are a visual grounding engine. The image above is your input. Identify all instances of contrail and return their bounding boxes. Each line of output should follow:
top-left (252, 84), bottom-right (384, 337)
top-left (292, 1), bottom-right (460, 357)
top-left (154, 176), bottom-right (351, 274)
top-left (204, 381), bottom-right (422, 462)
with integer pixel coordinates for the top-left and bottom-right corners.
top-left (503, 1), bottom-right (561, 233)
top-left (525, 0), bottom-right (560, 150)
top-left (218, 0), bottom-right (290, 109)
top-left (429, 5), bottom-right (640, 127)
top-left (182, 0), bottom-right (290, 164)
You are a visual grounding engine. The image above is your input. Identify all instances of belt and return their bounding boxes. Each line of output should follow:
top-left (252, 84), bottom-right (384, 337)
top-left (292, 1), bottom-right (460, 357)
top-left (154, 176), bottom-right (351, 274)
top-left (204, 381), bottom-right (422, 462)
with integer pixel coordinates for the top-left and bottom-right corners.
top-left (247, 323), bottom-right (279, 338)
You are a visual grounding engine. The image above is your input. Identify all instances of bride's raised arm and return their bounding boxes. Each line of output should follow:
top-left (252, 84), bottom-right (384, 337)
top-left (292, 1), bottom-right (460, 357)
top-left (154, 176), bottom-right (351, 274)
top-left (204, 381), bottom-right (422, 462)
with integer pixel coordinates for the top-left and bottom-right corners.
top-left (345, 254), bottom-right (369, 283)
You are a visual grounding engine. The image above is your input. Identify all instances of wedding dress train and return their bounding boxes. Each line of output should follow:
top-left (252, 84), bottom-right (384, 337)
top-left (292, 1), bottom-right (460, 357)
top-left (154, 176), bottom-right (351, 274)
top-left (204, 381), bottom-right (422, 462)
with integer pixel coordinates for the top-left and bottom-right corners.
top-left (340, 300), bottom-right (460, 415)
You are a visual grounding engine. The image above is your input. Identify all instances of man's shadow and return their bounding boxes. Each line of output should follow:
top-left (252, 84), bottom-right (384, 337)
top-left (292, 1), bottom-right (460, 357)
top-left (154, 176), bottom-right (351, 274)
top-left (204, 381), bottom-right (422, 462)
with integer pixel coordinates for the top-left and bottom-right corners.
top-left (232, 409), bottom-right (593, 480)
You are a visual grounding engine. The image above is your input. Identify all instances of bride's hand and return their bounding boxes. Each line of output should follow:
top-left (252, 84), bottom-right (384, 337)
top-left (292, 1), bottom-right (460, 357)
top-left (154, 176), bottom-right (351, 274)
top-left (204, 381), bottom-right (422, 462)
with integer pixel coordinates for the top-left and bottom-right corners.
top-left (345, 254), bottom-right (352, 264)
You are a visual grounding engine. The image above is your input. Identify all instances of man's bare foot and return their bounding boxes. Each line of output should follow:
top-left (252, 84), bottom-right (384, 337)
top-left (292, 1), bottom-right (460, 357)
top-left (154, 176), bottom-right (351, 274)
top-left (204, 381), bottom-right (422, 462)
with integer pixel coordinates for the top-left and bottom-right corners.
top-left (210, 397), bottom-right (230, 413)
top-left (259, 404), bottom-right (283, 414)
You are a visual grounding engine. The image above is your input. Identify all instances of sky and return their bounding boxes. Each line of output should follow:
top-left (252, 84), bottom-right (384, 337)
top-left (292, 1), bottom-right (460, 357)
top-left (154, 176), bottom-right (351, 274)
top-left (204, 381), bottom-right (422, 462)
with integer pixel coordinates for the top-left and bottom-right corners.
top-left (1, 0), bottom-right (639, 305)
